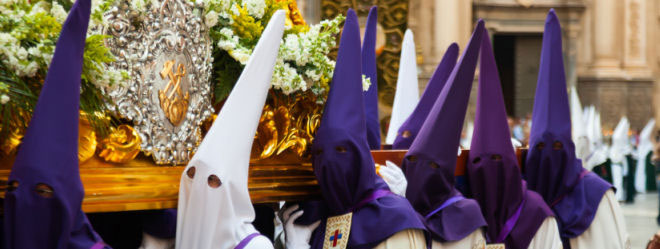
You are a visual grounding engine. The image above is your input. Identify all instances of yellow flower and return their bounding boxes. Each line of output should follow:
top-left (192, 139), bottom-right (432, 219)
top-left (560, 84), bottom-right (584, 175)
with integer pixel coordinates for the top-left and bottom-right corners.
top-left (231, 4), bottom-right (264, 42)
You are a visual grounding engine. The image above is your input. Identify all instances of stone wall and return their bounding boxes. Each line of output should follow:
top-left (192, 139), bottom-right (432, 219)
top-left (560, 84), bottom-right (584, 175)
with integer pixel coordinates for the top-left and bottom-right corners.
top-left (578, 78), bottom-right (654, 131)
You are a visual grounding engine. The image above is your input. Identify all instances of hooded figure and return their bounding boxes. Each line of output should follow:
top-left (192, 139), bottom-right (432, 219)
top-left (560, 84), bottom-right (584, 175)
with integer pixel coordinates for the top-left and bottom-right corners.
top-left (2, 0), bottom-right (109, 248)
top-left (362, 6), bottom-right (381, 149)
top-left (390, 42), bottom-right (459, 149)
top-left (385, 29), bottom-right (421, 146)
top-left (401, 20), bottom-right (487, 249)
top-left (308, 9), bottom-right (426, 249)
top-left (524, 9), bottom-right (629, 249)
top-left (610, 117), bottom-right (631, 201)
top-left (582, 107), bottom-right (608, 172)
top-left (466, 28), bottom-right (561, 249)
top-left (175, 11), bottom-right (285, 249)
top-left (570, 86), bottom-right (589, 160)
top-left (636, 119), bottom-right (656, 193)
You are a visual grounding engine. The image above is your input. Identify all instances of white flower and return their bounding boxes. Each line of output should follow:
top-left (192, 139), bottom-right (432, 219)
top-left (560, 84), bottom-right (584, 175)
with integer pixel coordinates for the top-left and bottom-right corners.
top-left (205, 11), bottom-right (219, 27)
top-left (219, 27), bottom-right (234, 37)
top-left (0, 94), bottom-right (9, 104)
top-left (0, 32), bottom-right (17, 47)
top-left (29, 1), bottom-right (49, 15)
top-left (14, 47), bottom-right (28, 61)
top-left (229, 48), bottom-right (251, 64)
top-left (130, 0), bottom-right (147, 12)
top-left (150, 0), bottom-right (160, 9)
top-left (21, 61), bottom-right (39, 77)
top-left (217, 28), bottom-right (239, 50)
top-left (217, 40), bottom-right (236, 50)
top-left (50, 2), bottom-right (68, 23)
top-left (230, 4), bottom-right (239, 16)
top-left (362, 75), bottom-right (371, 92)
top-left (0, 0), bottom-right (18, 5)
top-left (242, 0), bottom-right (265, 18)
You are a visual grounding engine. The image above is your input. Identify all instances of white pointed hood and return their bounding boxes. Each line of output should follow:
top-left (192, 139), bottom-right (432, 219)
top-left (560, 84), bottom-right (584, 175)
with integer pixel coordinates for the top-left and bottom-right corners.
top-left (460, 121), bottom-right (474, 150)
top-left (609, 117), bottom-right (631, 164)
top-left (635, 118), bottom-right (656, 193)
top-left (584, 108), bottom-right (608, 170)
top-left (176, 11), bottom-right (285, 249)
top-left (569, 86), bottom-right (583, 139)
top-left (386, 29), bottom-right (420, 144)
top-left (570, 86), bottom-right (589, 159)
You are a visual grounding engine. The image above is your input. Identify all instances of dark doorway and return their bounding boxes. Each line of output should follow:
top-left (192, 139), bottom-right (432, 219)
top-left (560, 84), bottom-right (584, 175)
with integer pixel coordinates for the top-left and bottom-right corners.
top-left (494, 35), bottom-right (515, 116)
top-left (493, 34), bottom-right (543, 118)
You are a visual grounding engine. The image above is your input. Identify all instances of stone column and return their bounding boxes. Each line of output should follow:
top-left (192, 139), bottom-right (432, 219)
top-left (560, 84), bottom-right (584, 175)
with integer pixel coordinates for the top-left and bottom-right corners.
top-left (591, 0), bottom-right (622, 76)
top-left (433, 0), bottom-right (472, 59)
top-left (623, 0), bottom-right (651, 76)
top-left (298, 0), bottom-right (320, 24)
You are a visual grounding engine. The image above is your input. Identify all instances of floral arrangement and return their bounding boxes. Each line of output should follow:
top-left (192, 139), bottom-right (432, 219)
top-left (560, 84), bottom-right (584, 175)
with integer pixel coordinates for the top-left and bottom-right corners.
top-left (0, 0), bottom-right (366, 161)
top-left (0, 0), bottom-right (125, 147)
top-left (201, 0), bottom-right (346, 103)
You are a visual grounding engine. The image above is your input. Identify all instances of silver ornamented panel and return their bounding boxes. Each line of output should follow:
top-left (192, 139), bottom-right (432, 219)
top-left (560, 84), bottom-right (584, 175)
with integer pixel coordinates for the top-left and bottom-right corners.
top-left (103, 0), bottom-right (214, 165)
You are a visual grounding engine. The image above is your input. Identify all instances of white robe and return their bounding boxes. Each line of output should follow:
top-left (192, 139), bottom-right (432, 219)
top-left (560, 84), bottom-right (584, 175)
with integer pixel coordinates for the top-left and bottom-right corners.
top-left (569, 189), bottom-right (630, 249)
top-left (373, 229), bottom-right (427, 249)
top-left (244, 235), bottom-right (275, 249)
top-left (611, 161), bottom-right (625, 201)
top-left (526, 217), bottom-right (562, 249)
top-left (430, 218), bottom-right (562, 249)
top-left (431, 229), bottom-right (486, 249)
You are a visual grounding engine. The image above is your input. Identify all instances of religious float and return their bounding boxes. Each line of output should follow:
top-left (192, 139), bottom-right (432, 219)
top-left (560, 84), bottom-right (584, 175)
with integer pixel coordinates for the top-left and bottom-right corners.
top-left (0, 0), bottom-right (523, 213)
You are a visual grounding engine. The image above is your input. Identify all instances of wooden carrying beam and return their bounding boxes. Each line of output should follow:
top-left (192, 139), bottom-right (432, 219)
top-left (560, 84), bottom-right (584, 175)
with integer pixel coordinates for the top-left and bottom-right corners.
top-left (0, 149), bottom-right (527, 213)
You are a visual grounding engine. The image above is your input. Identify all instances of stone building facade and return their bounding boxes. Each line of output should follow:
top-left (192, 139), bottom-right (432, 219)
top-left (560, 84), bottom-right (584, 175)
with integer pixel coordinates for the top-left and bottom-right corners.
top-left (298, 0), bottom-right (659, 132)
top-left (410, 0), bottom-right (658, 131)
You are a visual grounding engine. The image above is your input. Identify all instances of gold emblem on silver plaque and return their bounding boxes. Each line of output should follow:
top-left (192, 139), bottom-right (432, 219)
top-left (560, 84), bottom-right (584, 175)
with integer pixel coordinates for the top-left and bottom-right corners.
top-left (102, 0), bottom-right (213, 164)
top-left (159, 60), bottom-right (189, 126)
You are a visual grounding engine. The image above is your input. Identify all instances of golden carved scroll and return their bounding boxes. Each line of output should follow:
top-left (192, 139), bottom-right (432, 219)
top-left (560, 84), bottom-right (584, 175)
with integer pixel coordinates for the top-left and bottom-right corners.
top-left (158, 60), bottom-right (190, 126)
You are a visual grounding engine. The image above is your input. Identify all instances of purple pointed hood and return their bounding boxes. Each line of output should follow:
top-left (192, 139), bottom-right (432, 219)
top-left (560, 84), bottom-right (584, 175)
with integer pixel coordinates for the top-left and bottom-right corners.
top-left (524, 9), bottom-right (611, 241)
top-left (362, 6), bottom-right (380, 149)
top-left (391, 43), bottom-right (459, 149)
top-left (3, 0), bottom-right (108, 248)
top-left (309, 9), bottom-right (425, 248)
top-left (402, 20), bottom-right (487, 242)
top-left (467, 29), bottom-right (553, 249)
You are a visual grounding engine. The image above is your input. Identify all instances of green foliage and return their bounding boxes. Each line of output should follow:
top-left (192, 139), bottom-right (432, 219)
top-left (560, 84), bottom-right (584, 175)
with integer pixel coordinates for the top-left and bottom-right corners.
top-left (212, 49), bottom-right (243, 104)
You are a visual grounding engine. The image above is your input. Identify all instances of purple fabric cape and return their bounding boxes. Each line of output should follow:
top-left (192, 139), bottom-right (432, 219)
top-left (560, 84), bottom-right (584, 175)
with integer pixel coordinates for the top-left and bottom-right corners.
top-left (3, 0), bottom-right (109, 248)
top-left (141, 209), bottom-right (177, 238)
top-left (524, 9), bottom-right (612, 245)
top-left (362, 6), bottom-right (381, 150)
top-left (466, 29), bottom-right (553, 249)
top-left (402, 20), bottom-right (487, 242)
top-left (308, 9), bottom-right (425, 249)
top-left (391, 43), bottom-right (459, 149)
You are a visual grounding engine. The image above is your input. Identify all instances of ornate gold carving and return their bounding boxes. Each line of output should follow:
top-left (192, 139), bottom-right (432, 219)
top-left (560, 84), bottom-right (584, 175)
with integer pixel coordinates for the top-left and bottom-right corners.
top-left (159, 60), bottom-right (190, 126)
top-left (98, 125), bottom-right (142, 163)
top-left (0, 129), bottom-right (23, 156)
top-left (78, 117), bottom-right (98, 163)
top-left (251, 92), bottom-right (323, 160)
top-left (279, 0), bottom-right (307, 27)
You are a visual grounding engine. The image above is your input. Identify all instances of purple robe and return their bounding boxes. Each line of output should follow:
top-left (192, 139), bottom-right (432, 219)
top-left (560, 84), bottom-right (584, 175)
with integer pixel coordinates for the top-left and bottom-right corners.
top-left (402, 20), bottom-right (487, 242)
top-left (524, 9), bottom-right (612, 247)
top-left (466, 28), bottom-right (554, 249)
top-left (308, 9), bottom-right (426, 249)
top-left (3, 0), bottom-right (109, 248)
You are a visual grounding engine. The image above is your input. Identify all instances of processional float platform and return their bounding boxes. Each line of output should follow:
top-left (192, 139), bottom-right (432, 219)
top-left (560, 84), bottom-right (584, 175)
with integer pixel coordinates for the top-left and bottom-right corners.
top-left (0, 149), bottom-right (526, 213)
